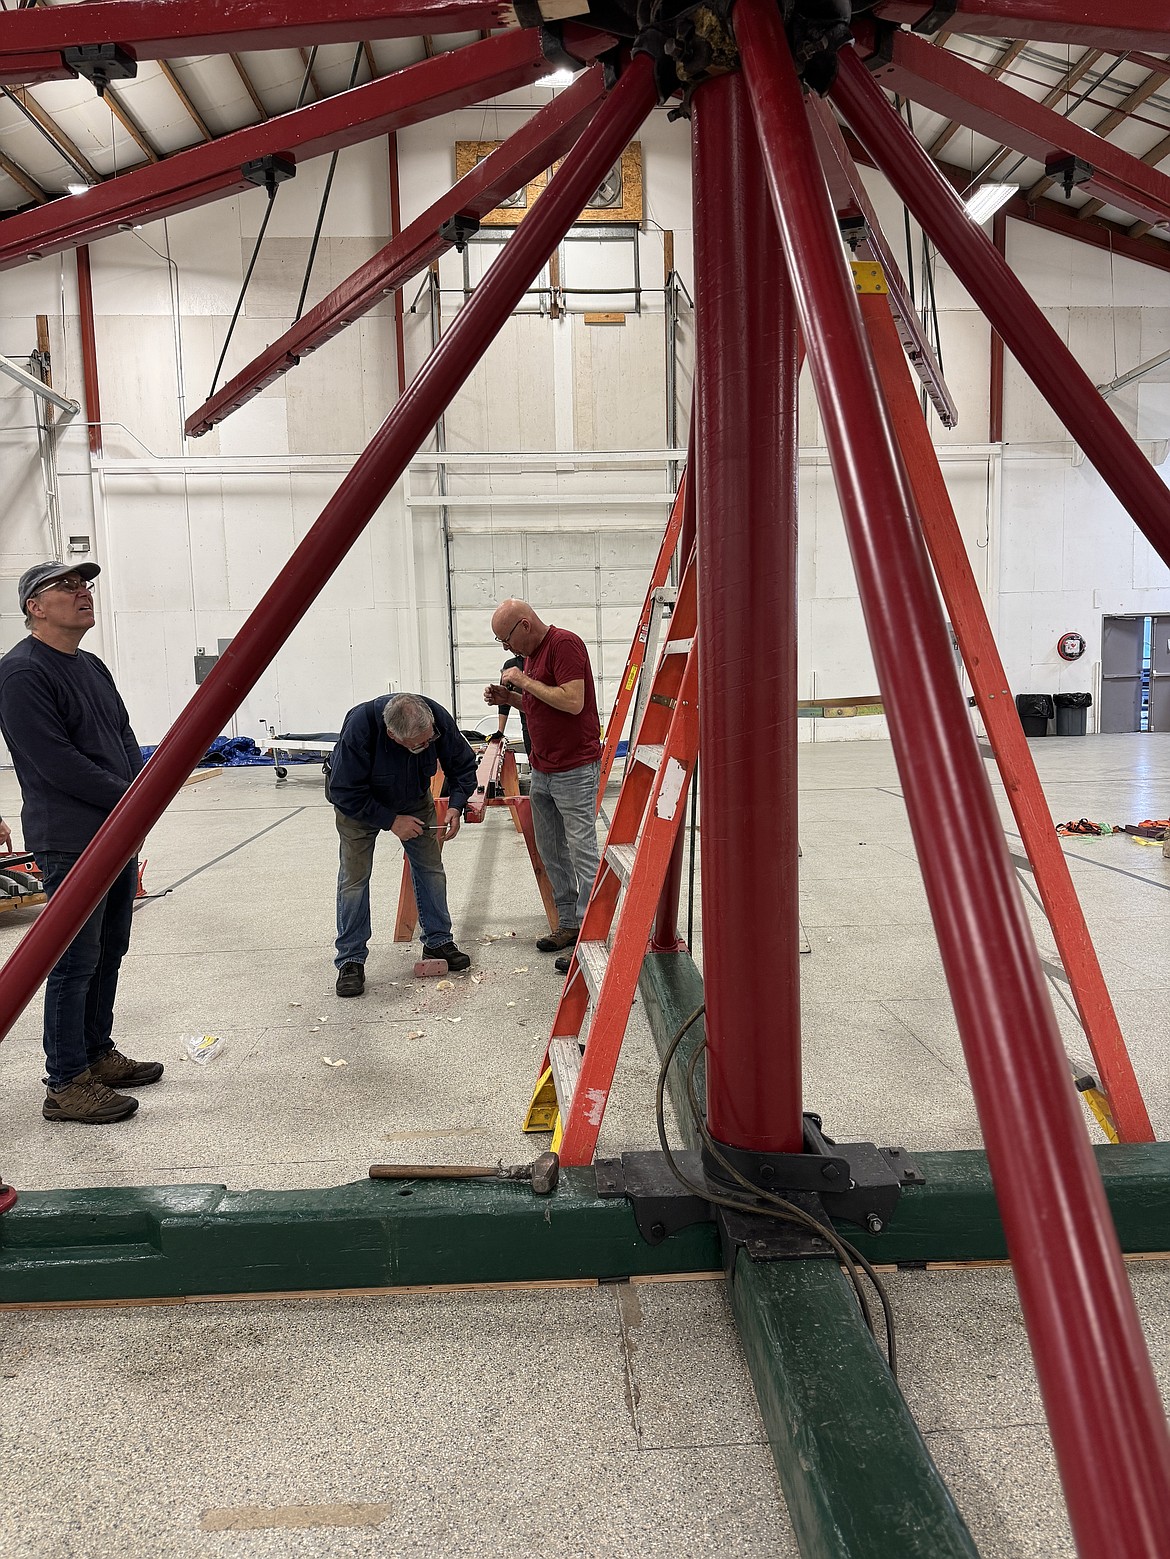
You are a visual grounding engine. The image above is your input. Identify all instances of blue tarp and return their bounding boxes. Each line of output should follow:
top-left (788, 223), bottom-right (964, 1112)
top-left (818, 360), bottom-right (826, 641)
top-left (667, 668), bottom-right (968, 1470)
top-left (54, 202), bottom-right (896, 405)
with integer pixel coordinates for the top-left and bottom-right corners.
top-left (139, 736), bottom-right (317, 768)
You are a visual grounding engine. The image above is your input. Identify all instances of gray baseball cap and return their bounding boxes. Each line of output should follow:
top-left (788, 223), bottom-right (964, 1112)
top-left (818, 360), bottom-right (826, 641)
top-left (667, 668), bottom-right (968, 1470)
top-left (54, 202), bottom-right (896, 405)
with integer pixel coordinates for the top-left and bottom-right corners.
top-left (18, 560), bottom-right (100, 613)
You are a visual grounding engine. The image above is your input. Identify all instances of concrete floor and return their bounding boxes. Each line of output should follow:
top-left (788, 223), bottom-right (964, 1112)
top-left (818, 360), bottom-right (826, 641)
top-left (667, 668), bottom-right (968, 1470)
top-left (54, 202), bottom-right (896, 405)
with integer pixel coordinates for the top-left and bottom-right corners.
top-left (2, 733), bottom-right (1169, 1556)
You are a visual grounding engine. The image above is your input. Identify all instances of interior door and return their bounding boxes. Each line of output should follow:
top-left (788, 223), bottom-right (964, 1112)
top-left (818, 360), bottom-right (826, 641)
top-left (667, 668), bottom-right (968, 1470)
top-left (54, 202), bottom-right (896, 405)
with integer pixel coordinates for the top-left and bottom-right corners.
top-left (1100, 616), bottom-right (1144, 733)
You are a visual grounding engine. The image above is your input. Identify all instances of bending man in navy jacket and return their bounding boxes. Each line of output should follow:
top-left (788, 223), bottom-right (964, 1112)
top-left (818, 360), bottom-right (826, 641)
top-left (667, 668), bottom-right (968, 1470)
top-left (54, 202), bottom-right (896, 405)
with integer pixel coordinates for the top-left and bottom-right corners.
top-left (0, 560), bottom-right (163, 1125)
top-left (329, 692), bottom-right (477, 997)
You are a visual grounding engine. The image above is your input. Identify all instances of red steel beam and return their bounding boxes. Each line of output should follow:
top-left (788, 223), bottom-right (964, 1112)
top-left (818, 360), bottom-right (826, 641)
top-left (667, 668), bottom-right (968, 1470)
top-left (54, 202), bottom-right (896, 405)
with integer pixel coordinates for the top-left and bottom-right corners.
top-left (863, 281), bottom-right (1153, 1144)
top-left (387, 132), bottom-right (408, 397)
top-left (0, 56), bottom-right (658, 1058)
top-left (806, 94), bottom-right (958, 429)
top-left (872, 1), bottom-right (1170, 51)
top-left (833, 54), bottom-right (1170, 575)
top-left (819, 43), bottom-right (1170, 1556)
top-left (838, 125), bottom-right (1170, 276)
top-left (989, 208), bottom-right (1005, 443)
top-left (0, 0), bottom-right (516, 87)
top-left (853, 20), bottom-right (1170, 231)
top-left (0, 27), bottom-right (616, 271)
top-left (692, 68), bottom-right (802, 1155)
top-left (185, 64), bottom-right (607, 438)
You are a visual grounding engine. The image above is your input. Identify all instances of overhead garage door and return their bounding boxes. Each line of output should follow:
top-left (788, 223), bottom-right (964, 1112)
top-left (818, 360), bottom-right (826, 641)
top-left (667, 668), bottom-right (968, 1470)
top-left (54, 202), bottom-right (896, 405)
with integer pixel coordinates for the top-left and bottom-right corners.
top-left (448, 524), bottom-right (664, 739)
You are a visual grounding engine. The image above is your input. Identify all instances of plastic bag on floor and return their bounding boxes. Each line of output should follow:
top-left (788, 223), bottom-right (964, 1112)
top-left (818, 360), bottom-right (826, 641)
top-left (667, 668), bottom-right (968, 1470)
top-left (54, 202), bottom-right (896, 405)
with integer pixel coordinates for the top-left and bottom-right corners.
top-left (182, 1033), bottom-right (225, 1064)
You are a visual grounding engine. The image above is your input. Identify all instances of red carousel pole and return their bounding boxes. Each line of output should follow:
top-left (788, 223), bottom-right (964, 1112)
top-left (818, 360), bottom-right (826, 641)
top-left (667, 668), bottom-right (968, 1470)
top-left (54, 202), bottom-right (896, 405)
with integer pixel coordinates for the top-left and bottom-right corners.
top-left (831, 46), bottom-right (1170, 570)
top-left (691, 68), bottom-right (802, 1153)
top-left (0, 56), bottom-right (659, 1046)
top-left (734, 5), bottom-right (1170, 1554)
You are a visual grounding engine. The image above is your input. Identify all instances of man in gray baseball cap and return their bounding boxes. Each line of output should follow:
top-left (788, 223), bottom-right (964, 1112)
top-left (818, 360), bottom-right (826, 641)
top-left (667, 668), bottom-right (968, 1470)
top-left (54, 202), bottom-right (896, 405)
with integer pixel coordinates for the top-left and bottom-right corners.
top-left (0, 559), bottom-right (163, 1123)
top-left (17, 559), bottom-right (101, 614)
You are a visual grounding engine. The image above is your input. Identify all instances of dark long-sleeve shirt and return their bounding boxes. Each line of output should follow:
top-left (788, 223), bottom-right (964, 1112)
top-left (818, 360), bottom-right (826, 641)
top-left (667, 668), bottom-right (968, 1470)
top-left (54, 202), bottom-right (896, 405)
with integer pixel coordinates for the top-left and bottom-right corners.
top-left (328, 695), bottom-right (477, 832)
top-left (0, 637), bottom-right (143, 855)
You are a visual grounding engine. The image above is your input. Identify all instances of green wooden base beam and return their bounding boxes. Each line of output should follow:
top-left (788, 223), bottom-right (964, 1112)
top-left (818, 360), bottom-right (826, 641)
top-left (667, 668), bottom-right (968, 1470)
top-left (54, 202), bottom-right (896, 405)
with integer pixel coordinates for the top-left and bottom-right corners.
top-left (731, 1253), bottom-right (979, 1559)
top-left (1, 950), bottom-right (1166, 1307)
top-left (0, 1173), bottom-right (721, 1305)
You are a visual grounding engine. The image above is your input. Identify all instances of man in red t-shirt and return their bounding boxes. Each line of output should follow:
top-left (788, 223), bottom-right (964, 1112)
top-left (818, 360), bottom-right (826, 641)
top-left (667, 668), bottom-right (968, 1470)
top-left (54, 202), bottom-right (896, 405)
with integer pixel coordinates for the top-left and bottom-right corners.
top-left (485, 598), bottom-right (601, 962)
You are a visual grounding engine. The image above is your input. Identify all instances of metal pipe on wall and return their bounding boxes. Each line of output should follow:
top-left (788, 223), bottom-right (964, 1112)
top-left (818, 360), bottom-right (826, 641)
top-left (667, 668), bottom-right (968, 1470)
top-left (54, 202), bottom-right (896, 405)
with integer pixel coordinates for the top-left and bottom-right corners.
top-left (0, 56), bottom-right (660, 1046)
top-left (735, 6), bottom-right (1170, 1553)
top-left (691, 68), bottom-right (802, 1154)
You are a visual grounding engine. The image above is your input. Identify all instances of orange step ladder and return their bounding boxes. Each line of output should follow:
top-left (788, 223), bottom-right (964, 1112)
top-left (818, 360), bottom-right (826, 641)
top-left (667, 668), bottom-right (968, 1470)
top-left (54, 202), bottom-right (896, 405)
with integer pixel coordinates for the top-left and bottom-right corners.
top-left (596, 473), bottom-right (687, 805)
top-left (524, 545), bottom-right (698, 1165)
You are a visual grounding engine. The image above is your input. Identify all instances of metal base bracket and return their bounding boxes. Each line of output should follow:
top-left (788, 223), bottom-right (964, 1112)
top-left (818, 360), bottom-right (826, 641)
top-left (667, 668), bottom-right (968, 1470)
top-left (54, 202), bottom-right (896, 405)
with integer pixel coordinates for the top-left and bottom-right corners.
top-left (596, 1131), bottom-right (925, 1251)
top-left (703, 1113), bottom-right (926, 1235)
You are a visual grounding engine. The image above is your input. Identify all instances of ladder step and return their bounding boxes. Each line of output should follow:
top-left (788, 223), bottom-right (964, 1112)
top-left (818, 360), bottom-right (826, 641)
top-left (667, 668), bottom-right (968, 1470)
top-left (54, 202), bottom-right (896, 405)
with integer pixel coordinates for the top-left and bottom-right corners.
top-left (606, 843), bottom-right (637, 884)
top-left (576, 940), bottom-right (610, 1001)
top-left (549, 1036), bottom-right (584, 1118)
top-left (662, 637), bottom-right (693, 655)
top-left (634, 744), bottom-right (665, 771)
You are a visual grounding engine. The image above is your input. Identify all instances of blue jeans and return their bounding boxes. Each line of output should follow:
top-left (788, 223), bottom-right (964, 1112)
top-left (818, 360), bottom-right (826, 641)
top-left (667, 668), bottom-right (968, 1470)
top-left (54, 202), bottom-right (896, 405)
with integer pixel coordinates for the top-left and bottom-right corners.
top-left (529, 761), bottom-right (601, 929)
top-left (40, 852), bottom-right (138, 1091)
top-left (334, 792), bottom-right (453, 966)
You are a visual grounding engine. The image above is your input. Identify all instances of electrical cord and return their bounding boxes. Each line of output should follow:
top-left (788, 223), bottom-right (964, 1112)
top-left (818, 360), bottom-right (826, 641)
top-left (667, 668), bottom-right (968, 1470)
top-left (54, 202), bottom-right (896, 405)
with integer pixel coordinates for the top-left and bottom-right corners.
top-left (655, 1004), bottom-right (899, 1378)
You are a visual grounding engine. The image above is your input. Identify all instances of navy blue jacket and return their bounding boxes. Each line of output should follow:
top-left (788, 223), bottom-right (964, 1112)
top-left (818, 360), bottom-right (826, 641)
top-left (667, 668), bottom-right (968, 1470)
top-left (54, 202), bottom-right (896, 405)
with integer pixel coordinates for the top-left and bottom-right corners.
top-left (328, 696), bottom-right (477, 831)
top-left (0, 637), bottom-right (143, 855)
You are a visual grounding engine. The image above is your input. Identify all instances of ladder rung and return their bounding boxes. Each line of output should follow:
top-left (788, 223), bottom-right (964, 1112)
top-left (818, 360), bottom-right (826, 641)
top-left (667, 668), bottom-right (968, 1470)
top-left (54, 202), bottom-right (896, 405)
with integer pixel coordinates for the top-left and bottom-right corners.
top-left (606, 843), bottom-right (637, 884)
top-left (576, 940), bottom-right (610, 1002)
top-left (635, 744), bottom-right (665, 770)
top-left (549, 1036), bottom-right (584, 1118)
top-left (662, 638), bottom-right (693, 655)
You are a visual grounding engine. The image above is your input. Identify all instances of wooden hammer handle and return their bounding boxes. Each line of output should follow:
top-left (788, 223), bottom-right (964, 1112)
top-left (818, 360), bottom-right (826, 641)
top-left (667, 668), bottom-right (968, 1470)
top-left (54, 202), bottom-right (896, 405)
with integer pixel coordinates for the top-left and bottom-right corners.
top-left (368, 1164), bottom-right (497, 1180)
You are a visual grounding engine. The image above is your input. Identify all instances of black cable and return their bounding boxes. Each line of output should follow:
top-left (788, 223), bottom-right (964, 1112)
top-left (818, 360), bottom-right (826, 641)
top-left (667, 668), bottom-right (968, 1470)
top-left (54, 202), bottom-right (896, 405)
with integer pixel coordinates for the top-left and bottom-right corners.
top-left (655, 1004), bottom-right (898, 1378)
top-left (294, 45), bottom-right (364, 324)
top-left (206, 181), bottom-right (279, 401)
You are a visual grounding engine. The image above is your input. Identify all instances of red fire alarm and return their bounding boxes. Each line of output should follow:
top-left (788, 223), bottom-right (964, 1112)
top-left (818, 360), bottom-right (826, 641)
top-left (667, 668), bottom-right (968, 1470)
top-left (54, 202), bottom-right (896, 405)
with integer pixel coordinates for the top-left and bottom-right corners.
top-left (1057, 632), bottom-right (1086, 661)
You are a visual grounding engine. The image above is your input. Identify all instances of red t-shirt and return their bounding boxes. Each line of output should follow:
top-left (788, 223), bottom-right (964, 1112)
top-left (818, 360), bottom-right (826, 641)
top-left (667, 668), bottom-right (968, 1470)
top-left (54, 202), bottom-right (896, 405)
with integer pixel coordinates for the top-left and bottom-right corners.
top-left (522, 626), bottom-right (601, 774)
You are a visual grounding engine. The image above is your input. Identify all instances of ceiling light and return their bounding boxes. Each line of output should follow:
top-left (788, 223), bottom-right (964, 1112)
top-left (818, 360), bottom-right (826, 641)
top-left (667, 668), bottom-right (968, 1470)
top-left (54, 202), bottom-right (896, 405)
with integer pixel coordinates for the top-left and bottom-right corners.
top-left (545, 68), bottom-right (576, 86)
top-left (66, 181), bottom-right (90, 196)
top-left (964, 183), bottom-right (1017, 224)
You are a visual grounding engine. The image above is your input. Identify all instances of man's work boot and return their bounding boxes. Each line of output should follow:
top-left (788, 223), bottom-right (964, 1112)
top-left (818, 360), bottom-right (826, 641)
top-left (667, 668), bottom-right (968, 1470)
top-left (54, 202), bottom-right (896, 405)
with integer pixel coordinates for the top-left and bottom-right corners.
top-left (336, 962), bottom-right (365, 997)
top-left (536, 926), bottom-right (578, 953)
top-left (422, 941), bottom-right (471, 973)
top-left (43, 1070), bottom-right (139, 1124)
top-left (90, 1049), bottom-right (164, 1087)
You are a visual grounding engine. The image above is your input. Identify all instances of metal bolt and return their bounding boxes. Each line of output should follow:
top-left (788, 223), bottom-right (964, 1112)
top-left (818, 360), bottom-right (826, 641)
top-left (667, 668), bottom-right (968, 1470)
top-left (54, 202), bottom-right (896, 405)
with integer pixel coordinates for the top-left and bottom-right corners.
top-left (866, 1214), bottom-right (884, 1235)
top-left (821, 1163), bottom-right (840, 1181)
top-left (650, 1221), bottom-right (666, 1240)
top-left (758, 1164), bottom-right (775, 1184)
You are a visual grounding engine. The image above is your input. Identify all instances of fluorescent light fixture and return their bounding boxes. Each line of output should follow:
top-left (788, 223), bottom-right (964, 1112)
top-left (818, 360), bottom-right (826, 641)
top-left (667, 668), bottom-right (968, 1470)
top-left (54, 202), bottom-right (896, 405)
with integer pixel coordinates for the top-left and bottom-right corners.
top-left (65, 180), bottom-right (90, 196)
top-left (545, 68), bottom-right (576, 86)
top-left (964, 182), bottom-right (1017, 224)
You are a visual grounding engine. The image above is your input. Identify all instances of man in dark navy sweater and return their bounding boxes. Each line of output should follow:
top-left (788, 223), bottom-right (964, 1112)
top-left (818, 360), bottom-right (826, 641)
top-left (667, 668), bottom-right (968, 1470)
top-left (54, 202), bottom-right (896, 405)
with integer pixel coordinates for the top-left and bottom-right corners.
top-left (0, 561), bottom-right (163, 1124)
top-left (328, 692), bottom-right (477, 997)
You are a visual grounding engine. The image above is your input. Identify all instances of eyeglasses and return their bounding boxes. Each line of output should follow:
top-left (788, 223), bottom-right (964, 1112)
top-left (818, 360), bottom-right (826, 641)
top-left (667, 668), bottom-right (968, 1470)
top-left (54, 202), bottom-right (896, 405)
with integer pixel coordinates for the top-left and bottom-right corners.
top-left (397, 729), bottom-right (434, 754)
top-left (496, 621), bottom-right (524, 650)
top-left (33, 575), bottom-right (95, 597)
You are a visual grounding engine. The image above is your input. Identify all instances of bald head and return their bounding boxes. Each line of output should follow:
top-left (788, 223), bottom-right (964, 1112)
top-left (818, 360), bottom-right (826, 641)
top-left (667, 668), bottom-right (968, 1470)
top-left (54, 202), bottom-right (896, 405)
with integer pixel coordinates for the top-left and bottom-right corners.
top-left (492, 598), bottom-right (547, 657)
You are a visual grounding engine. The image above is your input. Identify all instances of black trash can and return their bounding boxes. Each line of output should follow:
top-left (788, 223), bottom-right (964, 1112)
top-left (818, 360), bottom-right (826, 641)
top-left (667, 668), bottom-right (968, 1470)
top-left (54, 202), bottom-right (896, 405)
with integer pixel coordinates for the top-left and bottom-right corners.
top-left (1015, 693), bottom-right (1054, 737)
top-left (1053, 692), bottom-right (1092, 736)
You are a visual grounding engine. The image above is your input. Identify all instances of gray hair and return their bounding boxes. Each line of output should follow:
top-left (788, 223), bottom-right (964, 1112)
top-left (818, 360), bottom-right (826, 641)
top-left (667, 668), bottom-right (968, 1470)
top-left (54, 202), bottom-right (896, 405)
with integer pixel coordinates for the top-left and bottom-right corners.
top-left (383, 693), bottom-right (435, 741)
